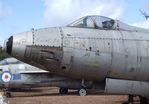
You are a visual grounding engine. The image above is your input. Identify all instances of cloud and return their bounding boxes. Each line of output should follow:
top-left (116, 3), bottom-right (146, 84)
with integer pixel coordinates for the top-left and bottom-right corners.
top-left (132, 20), bottom-right (149, 29)
top-left (43, 0), bottom-right (125, 26)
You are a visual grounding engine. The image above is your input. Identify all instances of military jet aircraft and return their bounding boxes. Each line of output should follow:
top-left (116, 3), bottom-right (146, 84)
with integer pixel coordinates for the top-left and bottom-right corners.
top-left (0, 58), bottom-right (97, 97)
top-left (140, 10), bottom-right (149, 20)
top-left (4, 15), bottom-right (149, 104)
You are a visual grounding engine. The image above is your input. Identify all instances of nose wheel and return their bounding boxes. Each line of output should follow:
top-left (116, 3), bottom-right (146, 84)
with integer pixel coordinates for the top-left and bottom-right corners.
top-left (78, 79), bottom-right (87, 96)
top-left (78, 88), bottom-right (87, 96)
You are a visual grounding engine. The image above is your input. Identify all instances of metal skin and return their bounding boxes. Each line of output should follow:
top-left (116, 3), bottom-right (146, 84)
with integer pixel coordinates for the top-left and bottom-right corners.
top-left (0, 58), bottom-right (96, 96)
top-left (4, 15), bottom-right (149, 102)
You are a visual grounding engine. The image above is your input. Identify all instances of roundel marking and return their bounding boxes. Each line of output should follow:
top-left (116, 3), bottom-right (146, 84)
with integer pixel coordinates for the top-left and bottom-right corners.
top-left (2, 72), bottom-right (12, 82)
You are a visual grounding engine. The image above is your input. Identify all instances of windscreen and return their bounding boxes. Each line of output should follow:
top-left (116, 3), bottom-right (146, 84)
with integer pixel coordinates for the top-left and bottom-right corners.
top-left (68, 15), bottom-right (115, 29)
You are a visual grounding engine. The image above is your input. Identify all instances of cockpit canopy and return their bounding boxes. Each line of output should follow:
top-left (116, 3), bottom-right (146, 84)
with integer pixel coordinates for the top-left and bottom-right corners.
top-left (67, 15), bottom-right (149, 33)
top-left (68, 15), bottom-right (115, 29)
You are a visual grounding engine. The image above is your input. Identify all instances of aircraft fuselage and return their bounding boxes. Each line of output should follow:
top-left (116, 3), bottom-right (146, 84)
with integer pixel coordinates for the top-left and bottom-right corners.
top-left (6, 26), bottom-right (149, 82)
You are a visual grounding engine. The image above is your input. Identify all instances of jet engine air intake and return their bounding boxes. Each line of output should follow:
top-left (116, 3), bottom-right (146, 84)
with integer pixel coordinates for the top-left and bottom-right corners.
top-left (6, 36), bottom-right (13, 55)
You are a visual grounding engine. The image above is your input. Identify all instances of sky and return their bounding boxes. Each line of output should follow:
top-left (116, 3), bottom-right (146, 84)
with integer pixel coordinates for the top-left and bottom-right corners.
top-left (0, 0), bottom-right (149, 46)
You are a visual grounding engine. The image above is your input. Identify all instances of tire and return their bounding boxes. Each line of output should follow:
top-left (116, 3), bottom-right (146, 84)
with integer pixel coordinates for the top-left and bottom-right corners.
top-left (140, 96), bottom-right (148, 104)
top-left (78, 88), bottom-right (87, 96)
top-left (59, 88), bottom-right (68, 95)
top-left (5, 92), bottom-right (11, 98)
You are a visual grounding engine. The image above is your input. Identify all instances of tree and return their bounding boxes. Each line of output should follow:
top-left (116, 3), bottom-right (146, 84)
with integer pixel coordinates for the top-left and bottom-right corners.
top-left (0, 49), bottom-right (9, 60)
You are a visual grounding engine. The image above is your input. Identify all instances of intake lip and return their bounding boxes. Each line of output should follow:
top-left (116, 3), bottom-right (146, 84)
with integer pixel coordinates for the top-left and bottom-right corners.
top-left (6, 36), bottom-right (13, 55)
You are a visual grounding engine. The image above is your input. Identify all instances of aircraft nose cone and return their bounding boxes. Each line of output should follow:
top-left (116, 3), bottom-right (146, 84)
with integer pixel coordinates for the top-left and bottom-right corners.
top-left (6, 36), bottom-right (13, 55)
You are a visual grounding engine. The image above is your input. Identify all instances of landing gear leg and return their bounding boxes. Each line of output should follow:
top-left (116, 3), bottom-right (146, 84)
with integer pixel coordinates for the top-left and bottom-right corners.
top-left (3, 88), bottom-right (11, 98)
top-left (122, 95), bottom-right (133, 104)
top-left (59, 88), bottom-right (68, 95)
top-left (78, 79), bottom-right (87, 96)
top-left (128, 95), bottom-right (133, 104)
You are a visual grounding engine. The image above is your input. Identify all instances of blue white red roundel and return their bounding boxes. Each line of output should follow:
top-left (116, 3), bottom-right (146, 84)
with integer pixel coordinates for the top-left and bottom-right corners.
top-left (2, 72), bottom-right (12, 82)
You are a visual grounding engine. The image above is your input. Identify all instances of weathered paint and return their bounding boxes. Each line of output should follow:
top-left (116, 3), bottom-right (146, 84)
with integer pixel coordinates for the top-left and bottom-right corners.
top-left (6, 24), bottom-right (149, 82)
top-left (4, 16), bottom-right (149, 97)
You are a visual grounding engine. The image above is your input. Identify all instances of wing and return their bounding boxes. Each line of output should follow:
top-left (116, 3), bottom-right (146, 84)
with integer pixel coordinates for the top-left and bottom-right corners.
top-left (140, 9), bottom-right (149, 20)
